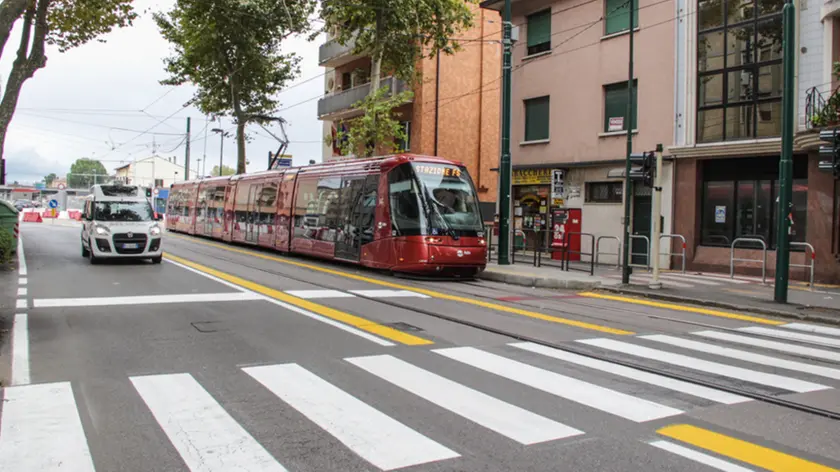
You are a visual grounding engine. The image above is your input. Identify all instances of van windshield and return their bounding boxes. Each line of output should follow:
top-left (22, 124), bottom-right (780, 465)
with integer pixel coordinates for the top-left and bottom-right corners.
top-left (94, 202), bottom-right (154, 222)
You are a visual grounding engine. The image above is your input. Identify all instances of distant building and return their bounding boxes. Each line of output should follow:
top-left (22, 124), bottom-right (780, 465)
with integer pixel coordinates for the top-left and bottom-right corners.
top-left (113, 156), bottom-right (194, 188)
top-left (49, 177), bottom-right (67, 189)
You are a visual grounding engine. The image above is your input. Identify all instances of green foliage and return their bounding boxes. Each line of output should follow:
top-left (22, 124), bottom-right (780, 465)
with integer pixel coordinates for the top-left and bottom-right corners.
top-left (330, 87), bottom-right (412, 158)
top-left (0, 228), bottom-right (13, 266)
top-left (810, 62), bottom-right (840, 128)
top-left (44, 172), bottom-right (56, 186)
top-left (154, 0), bottom-right (315, 173)
top-left (67, 158), bottom-right (107, 188)
top-left (46, 0), bottom-right (137, 53)
top-left (321, 0), bottom-right (475, 82)
top-left (210, 164), bottom-right (235, 177)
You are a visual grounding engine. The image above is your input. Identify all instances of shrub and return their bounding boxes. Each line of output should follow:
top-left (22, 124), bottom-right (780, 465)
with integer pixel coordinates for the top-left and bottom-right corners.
top-left (0, 229), bottom-right (13, 266)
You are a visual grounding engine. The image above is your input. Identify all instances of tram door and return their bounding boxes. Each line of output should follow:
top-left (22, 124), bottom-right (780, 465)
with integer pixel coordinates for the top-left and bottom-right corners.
top-left (203, 188), bottom-right (213, 235)
top-left (246, 184), bottom-right (260, 243)
top-left (335, 175), bottom-right (378, 260)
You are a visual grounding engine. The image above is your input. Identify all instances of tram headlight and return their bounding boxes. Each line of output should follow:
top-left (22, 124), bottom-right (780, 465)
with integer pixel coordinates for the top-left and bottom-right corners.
top-left (425, 237), bottom-right (443, 244)
top-left (478, 239), bottom-right (486, 245)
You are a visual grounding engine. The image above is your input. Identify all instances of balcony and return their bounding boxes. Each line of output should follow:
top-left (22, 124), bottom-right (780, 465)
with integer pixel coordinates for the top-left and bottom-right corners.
top-left (317, 77), bottom-right (413, 120)
top-left (319, 35), bottom-right (363, 68)
top-left (805, 63), bottom-right (840, 130)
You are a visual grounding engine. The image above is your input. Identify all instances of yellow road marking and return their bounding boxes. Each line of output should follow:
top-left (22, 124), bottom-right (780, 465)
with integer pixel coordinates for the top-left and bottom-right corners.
top-left (167, 234), bottom-right (634, 335)
top-left (658, 424), bottom-right (840, 472)
top-left (164, 253), bottom-right (434, 346)
top-left (577, 292), bottom-right (786, 325)
top-left (723, 288), bottom-right (765, 296)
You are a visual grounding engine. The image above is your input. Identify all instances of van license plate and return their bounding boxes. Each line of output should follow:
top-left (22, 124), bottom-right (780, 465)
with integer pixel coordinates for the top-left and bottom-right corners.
top-left (123, 243), bottom-right (139, 249)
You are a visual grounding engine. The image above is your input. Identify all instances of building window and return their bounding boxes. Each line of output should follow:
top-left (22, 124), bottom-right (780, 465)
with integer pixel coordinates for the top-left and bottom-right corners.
top-left (700, 157), bottom-right (807, 248)
top-left (696, 0), bottom-right (783, 143)
top-left (154, 179), bottom-right (164, 188)
top-left (605, 0), bottom-right (638, 36)
top-left (604, 80), bottom-right (637, 132)
top-left (585, 182), bottom-right (623, 203)
top-left (526, 9), bottom-right (551, 56)
top-left (524, 96), bottom-right (550, 141)
top-left (397, 121), bottom-right (411, 151)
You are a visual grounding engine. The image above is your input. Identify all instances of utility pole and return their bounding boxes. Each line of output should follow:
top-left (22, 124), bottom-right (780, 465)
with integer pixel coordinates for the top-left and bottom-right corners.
top-left (184, 117), bottom-right (191, 181)
top-left (774, 0), bottom-right (796, 302)
top-left (620, 0), bottom-right (636, 283)
top-left (649, 144), bottom-right (664, 289)
top-left (497, 0), bottom-right (513, 265)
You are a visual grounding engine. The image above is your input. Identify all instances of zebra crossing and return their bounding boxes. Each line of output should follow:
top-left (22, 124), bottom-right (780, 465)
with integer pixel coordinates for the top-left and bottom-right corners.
top-left (2, 322), bottom-right (839, 471)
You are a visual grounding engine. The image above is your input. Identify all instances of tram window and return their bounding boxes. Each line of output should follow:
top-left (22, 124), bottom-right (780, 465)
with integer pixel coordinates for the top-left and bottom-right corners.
top-left (235, 183), bottom-right (250, 223)
top-left (259, 183), bottom-right (278, 225)
top-left (388, 164), bottom-right (426, 235)
top-left (317, 176), bottom-right (341, 242)
top-left (294, 178), bottom-right (319, 238)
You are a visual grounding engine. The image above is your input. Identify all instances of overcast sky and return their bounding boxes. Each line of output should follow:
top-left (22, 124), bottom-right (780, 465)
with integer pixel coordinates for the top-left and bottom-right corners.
top-left (1, 0), bottom-right (325, 185)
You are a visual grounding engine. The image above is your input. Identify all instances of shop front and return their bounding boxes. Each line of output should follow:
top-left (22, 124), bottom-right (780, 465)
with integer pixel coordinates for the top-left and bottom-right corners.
top-left (512, 167), bottom-right (569, 251)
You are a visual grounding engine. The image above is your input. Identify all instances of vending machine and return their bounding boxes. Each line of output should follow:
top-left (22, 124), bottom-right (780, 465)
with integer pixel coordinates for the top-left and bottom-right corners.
top-left (550, 208), bottom-right (582, 261)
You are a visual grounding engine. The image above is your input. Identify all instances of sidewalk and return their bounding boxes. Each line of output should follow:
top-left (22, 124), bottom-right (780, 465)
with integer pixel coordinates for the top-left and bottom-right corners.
top-left (480, 261), bottom-right (840, 325)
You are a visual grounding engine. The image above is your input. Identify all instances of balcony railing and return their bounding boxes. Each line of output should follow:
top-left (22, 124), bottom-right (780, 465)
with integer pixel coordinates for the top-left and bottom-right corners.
top-left (319, 35), bottom-right (358, 66)
top-left (317, 77), bottom-right (412, 118)
top-left (805, 85), bottom-right (840, 130)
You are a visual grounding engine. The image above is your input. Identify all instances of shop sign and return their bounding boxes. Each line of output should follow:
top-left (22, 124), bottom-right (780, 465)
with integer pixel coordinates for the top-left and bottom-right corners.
top-left (608, 117), bottom-right (624, 132)
top-left (513, 168), bottom-right (552, 185)
top-left (551, 169), bottom-right (565, 202)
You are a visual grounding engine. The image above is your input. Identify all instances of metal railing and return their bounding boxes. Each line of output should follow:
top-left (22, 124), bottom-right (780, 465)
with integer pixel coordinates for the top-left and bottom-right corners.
top-left (539, 232), bottom-right (595, 276)
top-left (730, 237), bottom-right (767, 284)
top-left (595, 236), bottom-right (621, 269)
top-left (628, 234), bottom-right (650, 269)
top-left (659, 234), bottom-right (686, 273)
top-left (790, 242), bottom-right (816, 290)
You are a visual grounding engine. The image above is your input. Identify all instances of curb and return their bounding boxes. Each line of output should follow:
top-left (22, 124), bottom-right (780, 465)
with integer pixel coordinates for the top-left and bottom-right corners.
top-left (479, 270), bottom-right (602, 290)
top-left (596, 285), bottom-right (840, 327)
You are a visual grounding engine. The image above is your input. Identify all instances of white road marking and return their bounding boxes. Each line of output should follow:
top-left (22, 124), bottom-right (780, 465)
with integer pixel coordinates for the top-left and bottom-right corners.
top-left (17, 287), bottom-right (27, 296)
top-left (578, 338), bottom-right (829, 393)
top-left (649, 440), bottom-right (754, 472)
top-left (737, 327), bottom-right (840, 348)
top-left (15, 299), bottom-right (26, 309)
top-left (243, 363), bottom-right (459, 470)
top-left (166, 259), bottom-right (395, 347)
top-left (347, 354), bottom-right (584, 444)
top-left (510, 342), bottom-right (748, 405)
top-left (618, 274), bottom-right (694, 288)
top-left (434, 347), bottom-right (683, 422)
top-left (18, 277), bottom-right (27, 285)
top-left (131, 373), bottom-right (288, 472)
top-left (642, 334), bottom-right (840, 380)
top-left (34, 291), bottom-right (264, 308)
top-left (658, 274), bottom-right (722, 286)
top-left (17, 236), bottom-right (26, 276)
top-left (781, 322), bottom-right (840, 338)
top-left (11, 314), bottom-right (29, 386)
top-left (665, 273), bottom-right (750, 284)
top-left (693, 330), bottom-right (840, 363)
top-left (284, 289), bottom-right (355, 299)
top-left (349, 290), bottom-right (431, 298)
top-left (0, 382), bottom-right (95, 471)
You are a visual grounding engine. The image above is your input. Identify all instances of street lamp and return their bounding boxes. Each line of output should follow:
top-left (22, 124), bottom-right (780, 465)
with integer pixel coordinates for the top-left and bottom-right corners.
top-left (211, 128), bottom-right (230, 176)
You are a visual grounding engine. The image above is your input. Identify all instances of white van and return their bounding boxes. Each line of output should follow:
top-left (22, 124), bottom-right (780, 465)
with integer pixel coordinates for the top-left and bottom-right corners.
top-left (81, 184), bottom-right (164, 264)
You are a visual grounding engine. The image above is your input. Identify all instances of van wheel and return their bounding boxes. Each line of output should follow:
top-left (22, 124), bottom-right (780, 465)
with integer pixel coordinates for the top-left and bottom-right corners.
top-left (89, 250), bottom-right (99, 265)
top-left (81, 242), bottom-right (90, 258)
top-left (151, 256), bottom-right (162, 264)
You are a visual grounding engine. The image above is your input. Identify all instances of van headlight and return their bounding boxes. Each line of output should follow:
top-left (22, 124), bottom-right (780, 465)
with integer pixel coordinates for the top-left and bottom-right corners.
top-left (150, 225), bottom-right (161, 236)
top-left (94, 224), bottom-right (110, 235)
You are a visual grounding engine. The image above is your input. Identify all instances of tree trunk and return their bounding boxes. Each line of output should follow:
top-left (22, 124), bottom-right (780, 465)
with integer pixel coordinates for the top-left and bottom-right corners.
top-left (235, 120), bottom-right (246, 174)
top-left (227, 66), bottom-right (248, 174)
top-left (369, 10), bottom-right (383, 93)
top-left (0, 0), bottom-right (48, 164)
top-left (0, 0), bottom-right (28, 61)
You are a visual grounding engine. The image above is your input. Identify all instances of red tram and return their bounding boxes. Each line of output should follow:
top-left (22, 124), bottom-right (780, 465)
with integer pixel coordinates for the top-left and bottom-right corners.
top-left (167, 154), bottom-right (487, 276)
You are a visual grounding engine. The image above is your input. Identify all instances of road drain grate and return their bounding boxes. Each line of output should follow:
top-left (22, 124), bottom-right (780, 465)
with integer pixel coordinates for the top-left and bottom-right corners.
top-left (385, 322), bottom-right (424, 332)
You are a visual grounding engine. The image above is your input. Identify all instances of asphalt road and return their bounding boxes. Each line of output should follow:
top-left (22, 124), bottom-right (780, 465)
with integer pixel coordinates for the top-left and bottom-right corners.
top-left (2, 223), bottom-right (840, 471)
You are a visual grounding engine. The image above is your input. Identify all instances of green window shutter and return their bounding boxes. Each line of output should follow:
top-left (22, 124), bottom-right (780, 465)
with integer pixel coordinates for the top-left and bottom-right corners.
top-left (525, 96), bottom-right (550, 141)
top-left (527, 10), bottom-right (551, 48)
top-left (605, 0), bottom-right (639, 35)
top-left (603, 81), bottom-right (637, 131)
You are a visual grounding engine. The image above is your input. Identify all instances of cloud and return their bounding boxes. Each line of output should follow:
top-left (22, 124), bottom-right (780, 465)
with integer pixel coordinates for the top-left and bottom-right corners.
top-left (4, 147), bottom-right (67, 184)
top-left (1, 0), bottom-right (327, 179)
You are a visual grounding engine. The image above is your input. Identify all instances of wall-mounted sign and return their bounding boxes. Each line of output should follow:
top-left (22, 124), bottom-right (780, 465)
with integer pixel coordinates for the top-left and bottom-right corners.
top-left (715, 205), bottom-right (726, 223)
top-left (551, 169), bottom-right (565, 203)
top-left (513, 168), bottom-right (552, 185)
top-left (608, 117), bottom-right (624, 132)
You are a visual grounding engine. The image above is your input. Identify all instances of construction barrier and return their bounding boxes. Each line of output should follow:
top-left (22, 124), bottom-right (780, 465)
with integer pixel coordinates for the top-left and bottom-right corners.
top-left (41, 209), bottom-right (58, 218)
top-left (67, 210), bottom-right (82, 220)
top-left (22, 212), bottom-right (42, 223)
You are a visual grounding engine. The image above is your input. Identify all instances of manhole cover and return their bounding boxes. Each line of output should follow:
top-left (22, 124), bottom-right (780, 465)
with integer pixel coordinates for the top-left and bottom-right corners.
top-left (385, 322), bottom-right (423, 332)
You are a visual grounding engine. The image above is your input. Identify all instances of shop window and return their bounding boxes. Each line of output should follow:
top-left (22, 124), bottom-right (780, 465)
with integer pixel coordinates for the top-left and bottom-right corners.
top-left (605, 0), bottom-right (638, 35)
top-left (604, 80), bottom-right (637, 132)
top-left (700, 157), bottom-right (807, 247)
top-left (524, 96), bottom-right (550, 141)
top-left (526, 9), bottom-right (551, 55)
top-left (696, 0), bottom-right (783, 143)
top-left (585, 182), bottom-right (623, 203)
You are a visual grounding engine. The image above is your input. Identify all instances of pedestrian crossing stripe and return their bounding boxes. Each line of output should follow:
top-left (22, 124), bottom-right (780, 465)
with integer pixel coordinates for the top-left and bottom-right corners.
top-left (3, 327), bottom-right (840, 471)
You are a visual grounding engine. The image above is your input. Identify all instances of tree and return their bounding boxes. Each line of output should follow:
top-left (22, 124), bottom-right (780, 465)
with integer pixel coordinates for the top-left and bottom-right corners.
top-left (155, 0), bottom-right (315, 175)
top-left (0, 0), bottom-right (137, 177)
top-left (331, 87), bottom-right (411, 158)
top-left (321, 0), bottom-right (475, 91)
top-left (210, 164), bottom-right (235, 177)
top-left (67, 158), bottom-right (107, 188)
top-left (44, 172), bottom-right (56, 186)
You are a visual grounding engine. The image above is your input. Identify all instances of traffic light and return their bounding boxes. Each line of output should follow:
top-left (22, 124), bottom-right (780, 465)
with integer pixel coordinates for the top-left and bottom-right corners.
top-left (628, 151), bottom-right (655, 187)
top-left (819, 128), bottom-right (840, 178)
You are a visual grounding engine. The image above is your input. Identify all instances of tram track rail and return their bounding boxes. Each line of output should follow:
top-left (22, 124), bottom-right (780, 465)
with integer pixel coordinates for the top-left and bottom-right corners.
top-left (165, 236), bottom-right (840, 422)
